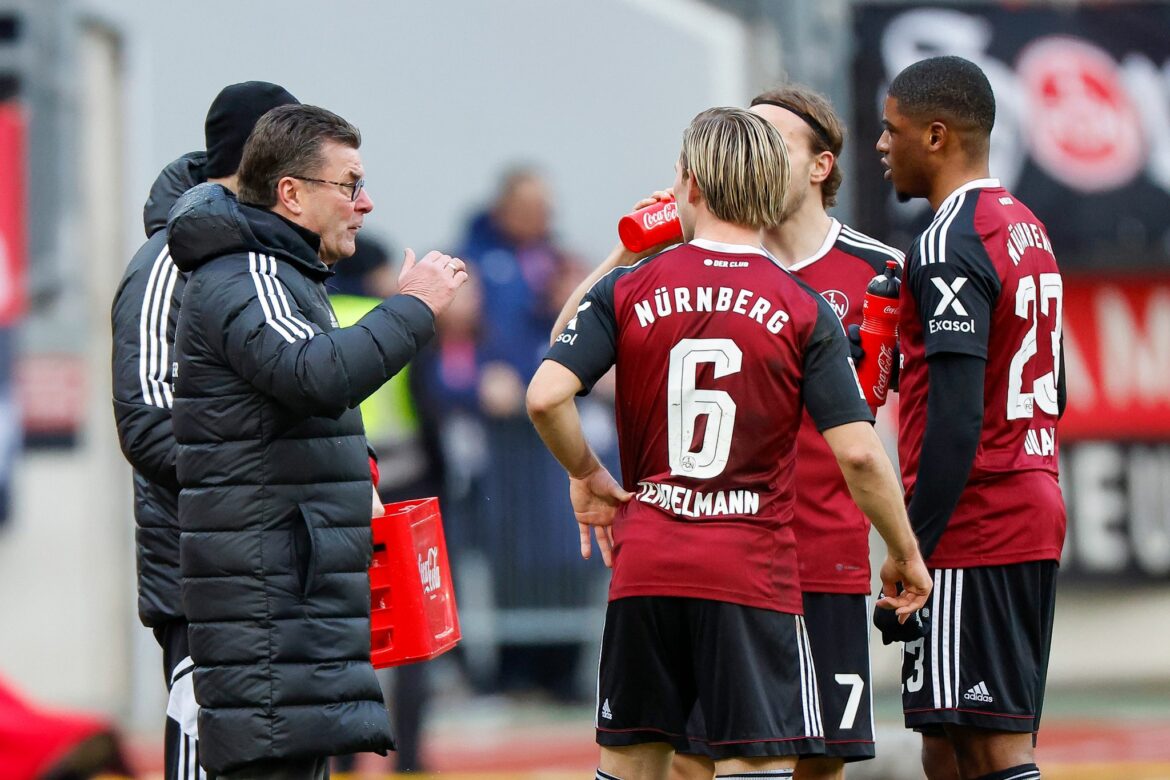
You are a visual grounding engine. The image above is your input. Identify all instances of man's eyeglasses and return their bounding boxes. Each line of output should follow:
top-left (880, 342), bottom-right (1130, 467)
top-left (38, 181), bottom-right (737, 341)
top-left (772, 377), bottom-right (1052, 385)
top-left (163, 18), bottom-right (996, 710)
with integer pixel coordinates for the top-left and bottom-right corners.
top-left (293, 176), bottom-right (365, 203)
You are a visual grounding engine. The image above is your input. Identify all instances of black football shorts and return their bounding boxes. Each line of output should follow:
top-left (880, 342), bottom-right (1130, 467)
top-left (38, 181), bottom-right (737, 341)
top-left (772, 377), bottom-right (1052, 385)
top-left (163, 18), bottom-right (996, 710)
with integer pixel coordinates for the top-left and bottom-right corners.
top-left (595, 596), bottom-right (825, 760)
top-left (800, 593), bottom-right (875, 760)
top-left (680, 592), bottom-right (874, 762)
top-left (901, 561), bottom-right (1058, 734)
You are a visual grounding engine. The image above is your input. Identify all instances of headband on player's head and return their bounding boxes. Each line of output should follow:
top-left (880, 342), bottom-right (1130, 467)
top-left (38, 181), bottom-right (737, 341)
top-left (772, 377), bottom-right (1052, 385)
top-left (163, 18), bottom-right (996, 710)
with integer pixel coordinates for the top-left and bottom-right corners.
top-left (750, 98), bottom-right (835, 153)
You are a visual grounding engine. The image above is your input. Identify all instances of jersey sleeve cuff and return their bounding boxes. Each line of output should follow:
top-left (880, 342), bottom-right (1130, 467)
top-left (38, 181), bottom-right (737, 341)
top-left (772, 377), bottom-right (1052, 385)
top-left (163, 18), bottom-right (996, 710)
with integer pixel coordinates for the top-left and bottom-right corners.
top-left (542, 355), bottom-right (597, 397)
top-left (814, 408), bottom-right (875, 433)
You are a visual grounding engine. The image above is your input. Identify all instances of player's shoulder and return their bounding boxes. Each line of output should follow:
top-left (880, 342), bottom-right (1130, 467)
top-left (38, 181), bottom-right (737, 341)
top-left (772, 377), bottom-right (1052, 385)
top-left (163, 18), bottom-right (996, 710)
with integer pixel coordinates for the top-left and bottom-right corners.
top-left (912, 179), bottom-right (1004, 271)
top-left (787, 269), bottom-right (845, 335)
top-left (969, 185), bottom-right (1049, 237)
top-left (834, 222), bottom-right (905, 276)
top-left (586, 243), bottom-right (679, 303)
top-left (614, 240), bottom-right (792, 287)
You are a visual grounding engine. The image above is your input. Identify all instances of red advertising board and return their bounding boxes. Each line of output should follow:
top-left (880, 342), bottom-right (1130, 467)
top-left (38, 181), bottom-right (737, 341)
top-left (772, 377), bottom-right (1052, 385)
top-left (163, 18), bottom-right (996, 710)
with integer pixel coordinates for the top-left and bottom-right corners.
top-left (0, 102), bottom-right (26, 325)
top-left (1061, 275), bottom-right (1170, 441)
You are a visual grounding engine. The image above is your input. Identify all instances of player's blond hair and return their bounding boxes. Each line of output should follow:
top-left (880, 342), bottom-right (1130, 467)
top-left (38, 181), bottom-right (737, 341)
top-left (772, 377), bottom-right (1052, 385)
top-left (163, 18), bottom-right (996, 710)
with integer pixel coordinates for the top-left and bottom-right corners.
top-left (679, 107), bottom-right (789, 230)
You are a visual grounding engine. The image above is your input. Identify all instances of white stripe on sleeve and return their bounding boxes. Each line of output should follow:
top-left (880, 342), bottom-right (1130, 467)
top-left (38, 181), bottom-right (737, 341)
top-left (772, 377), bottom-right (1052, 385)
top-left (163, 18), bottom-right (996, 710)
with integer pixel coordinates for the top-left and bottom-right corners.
top-left (261, 254), bottom-right (314, 339)
top-left (249, 252), bottom-right (299, 343)
top-left (138, 245), bottom-right (179, 408)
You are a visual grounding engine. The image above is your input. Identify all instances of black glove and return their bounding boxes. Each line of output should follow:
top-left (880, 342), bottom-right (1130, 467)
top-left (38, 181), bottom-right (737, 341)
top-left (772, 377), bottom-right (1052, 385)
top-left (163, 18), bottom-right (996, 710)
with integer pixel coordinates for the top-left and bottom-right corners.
top-left (872, 594), bottom-right (930, 645)
top-left (847, 323), bottom-right (900, 393)
top-left (846, 322), bottom-right (865, 365)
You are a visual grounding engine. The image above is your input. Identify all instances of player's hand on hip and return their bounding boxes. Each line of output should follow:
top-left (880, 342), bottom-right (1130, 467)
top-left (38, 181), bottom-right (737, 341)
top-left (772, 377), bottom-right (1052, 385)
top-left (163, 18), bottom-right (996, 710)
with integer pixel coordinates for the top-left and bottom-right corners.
top-left (877, 553), bottom-right (932, 622)
top-left (569, 466), bottom-right (632, 568)
top-left (396, 247), bottom-right (469, 317)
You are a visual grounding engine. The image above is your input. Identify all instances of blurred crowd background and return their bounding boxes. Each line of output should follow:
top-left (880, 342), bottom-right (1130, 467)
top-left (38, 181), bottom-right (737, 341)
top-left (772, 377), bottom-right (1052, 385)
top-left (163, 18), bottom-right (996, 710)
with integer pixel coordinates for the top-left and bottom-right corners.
top-left (0, 0), bottom-right (1169, 777)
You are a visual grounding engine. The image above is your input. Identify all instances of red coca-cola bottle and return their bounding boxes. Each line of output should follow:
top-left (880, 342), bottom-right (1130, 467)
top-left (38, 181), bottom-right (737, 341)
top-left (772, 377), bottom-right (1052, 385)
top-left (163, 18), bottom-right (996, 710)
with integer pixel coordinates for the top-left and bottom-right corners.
top-left (618, 196), bottom-right (682, 253)
top-left (857, 259), bottom-right (901, 410)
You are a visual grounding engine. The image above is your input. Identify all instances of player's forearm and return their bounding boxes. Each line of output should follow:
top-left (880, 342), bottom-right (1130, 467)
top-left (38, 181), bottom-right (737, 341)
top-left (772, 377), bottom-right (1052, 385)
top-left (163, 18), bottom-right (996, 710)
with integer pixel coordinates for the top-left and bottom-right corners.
top-left (909, 353), bottom-right (985, 559)
top-left (844, 448), bottom-right (920, 561)
top-left (824, 422), bottom-right (919, 561)
top-left (550, 243), bottom-right (640, 342)
top-left (527, 394), bottom-right (601, 479)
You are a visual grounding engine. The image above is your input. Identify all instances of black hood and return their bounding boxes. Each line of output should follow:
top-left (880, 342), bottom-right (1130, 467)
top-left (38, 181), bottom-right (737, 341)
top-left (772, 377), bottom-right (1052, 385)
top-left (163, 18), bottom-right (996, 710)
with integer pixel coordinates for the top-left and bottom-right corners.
top-left (167, 182), bottom-right (330, 280)
top-left (143, 152), bottom-right (206, 238)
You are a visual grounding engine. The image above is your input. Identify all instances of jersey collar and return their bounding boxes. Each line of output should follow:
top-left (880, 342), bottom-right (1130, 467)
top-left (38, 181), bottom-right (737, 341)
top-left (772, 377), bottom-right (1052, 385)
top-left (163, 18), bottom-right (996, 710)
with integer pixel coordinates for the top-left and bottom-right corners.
top-left (936, 178), bottom-right (1001, 214)
top-left (786, 218), bottom-right (842, 272)
top-left (689, 237), bottom-right (768, 256)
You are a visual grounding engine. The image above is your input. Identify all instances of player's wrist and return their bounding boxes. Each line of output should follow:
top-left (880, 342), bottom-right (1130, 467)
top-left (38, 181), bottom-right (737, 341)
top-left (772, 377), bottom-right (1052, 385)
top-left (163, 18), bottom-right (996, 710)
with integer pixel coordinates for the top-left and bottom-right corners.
top-left (568, 454), bottom-right (603, 482)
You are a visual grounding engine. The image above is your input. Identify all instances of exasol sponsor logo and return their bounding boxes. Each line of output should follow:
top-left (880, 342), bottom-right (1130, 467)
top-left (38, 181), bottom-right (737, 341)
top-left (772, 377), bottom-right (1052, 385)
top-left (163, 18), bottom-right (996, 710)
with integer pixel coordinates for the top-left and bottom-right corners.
top-left (929, 318), bottom-right (975, 334)
top-left (963, 681), bottom-right (994, 703)
top-left (931, 276), bottom-right (970, 316)
top-left (928, 275), bottom-right (974, 333)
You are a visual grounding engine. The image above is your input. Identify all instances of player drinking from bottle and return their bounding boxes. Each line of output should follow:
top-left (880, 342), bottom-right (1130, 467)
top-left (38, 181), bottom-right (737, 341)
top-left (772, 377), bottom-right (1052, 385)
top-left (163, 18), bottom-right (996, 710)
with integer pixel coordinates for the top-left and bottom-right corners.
top-left (672, 84), bottom-right (908, 780)
top-left (528, 106), bottom-right (931, 780)
top-left (876, 56), bottom-right (1066, 780)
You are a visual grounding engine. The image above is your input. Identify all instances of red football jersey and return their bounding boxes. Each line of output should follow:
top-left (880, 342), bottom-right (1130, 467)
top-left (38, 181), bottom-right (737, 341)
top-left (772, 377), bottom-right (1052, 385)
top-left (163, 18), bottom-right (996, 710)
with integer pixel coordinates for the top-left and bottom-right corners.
top-left (789, 220), bottom-right (904, 593)
top-left (898, 179), bottom-right (1067, 568)
top-left (546, 239), bottom-right (872, 614)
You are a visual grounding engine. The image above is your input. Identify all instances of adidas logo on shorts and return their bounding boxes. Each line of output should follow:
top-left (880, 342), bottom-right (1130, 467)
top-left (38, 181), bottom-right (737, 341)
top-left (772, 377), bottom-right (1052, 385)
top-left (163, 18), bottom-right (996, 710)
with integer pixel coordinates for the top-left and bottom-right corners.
top-left (601, 698), bottom-right (613, 720)
top-left (963, 681), bottom-right (994, 703)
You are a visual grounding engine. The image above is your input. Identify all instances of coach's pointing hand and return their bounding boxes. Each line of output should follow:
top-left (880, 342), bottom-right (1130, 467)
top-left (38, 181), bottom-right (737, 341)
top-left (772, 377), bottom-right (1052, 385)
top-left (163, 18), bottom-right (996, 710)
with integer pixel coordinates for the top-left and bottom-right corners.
top-left (397, 248), bottom-right (468, 317)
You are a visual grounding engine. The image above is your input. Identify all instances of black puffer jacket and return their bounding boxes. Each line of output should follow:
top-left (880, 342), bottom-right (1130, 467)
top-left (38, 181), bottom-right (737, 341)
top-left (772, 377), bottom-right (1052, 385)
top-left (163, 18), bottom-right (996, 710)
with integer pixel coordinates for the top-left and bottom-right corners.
top-left (111, 151), bottom-right (204, 627)
top-left (167, 183), bottom-right (435, 774)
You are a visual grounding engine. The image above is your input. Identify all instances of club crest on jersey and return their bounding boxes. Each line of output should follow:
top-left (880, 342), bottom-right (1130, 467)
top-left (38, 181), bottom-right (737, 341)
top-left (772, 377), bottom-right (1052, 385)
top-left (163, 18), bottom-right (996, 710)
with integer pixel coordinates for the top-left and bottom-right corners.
top-left (820, 289), bottom-right (850, 320)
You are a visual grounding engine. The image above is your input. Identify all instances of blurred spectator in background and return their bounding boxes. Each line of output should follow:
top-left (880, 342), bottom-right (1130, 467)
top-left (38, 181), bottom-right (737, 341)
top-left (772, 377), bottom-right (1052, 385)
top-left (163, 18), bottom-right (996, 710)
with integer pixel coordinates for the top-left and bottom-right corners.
top-left (328, 232), bottom-right (441, 773)
top-left (461, 166), bottom-right (563, 382)
top-left (455, 166), bottom-right (614, 700)
top-left (409, 272), bottom-right (488, 557)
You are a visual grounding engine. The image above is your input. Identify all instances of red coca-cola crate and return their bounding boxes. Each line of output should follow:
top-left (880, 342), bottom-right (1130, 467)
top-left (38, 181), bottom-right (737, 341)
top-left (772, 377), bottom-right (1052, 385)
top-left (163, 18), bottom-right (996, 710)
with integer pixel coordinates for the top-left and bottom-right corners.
top-left (369, 497), bottom-right (461, 668)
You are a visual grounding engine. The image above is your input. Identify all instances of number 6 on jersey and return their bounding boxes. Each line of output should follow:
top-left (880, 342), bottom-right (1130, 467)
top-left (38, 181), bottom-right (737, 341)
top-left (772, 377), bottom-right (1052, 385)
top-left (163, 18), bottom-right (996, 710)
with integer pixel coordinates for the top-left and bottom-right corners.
top-left (667, 338), bottom-right (742, 479)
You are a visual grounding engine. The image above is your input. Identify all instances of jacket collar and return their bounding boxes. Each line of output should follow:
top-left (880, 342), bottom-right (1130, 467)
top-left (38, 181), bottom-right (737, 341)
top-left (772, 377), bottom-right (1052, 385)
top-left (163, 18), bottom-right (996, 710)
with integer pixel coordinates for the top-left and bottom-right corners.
top-left (166, 182), bottom-right (332, 281)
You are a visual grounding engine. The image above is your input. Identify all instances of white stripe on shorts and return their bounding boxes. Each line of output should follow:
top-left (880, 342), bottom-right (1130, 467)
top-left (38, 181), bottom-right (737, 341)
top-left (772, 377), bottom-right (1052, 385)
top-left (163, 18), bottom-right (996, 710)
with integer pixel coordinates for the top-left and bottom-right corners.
top-left (795, 615), bottom-right (823, 738)
top-left (928, 568), bottom-right (965, 710)
top-left (941, 569), bottom-right (953, 708)
top-left (953, 569), bottom-right (965, 709)
top-left (930, 568), bottom-right (943, 709)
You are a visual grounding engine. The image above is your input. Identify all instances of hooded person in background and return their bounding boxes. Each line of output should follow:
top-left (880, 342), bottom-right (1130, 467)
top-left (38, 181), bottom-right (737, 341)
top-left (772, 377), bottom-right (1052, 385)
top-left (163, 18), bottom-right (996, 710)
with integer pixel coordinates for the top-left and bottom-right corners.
top-left (110, 80), bottom-right (298, 780)
top-left (166, 103), bottom-right (466, 778)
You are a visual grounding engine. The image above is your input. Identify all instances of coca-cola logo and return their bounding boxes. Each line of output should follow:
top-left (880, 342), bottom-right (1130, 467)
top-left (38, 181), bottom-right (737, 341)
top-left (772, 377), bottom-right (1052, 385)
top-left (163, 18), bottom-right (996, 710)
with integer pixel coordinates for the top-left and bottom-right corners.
top-left (821, 289), bottom-right (850, 320)
top-left (1017, 37), bottom-right (1143, 193)
top-left (418, 546), bottom-right (441, 595)
top-left (642, 202), bottom-right (678, 230)
top-left (873, 342), bottom-right (897, 402)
